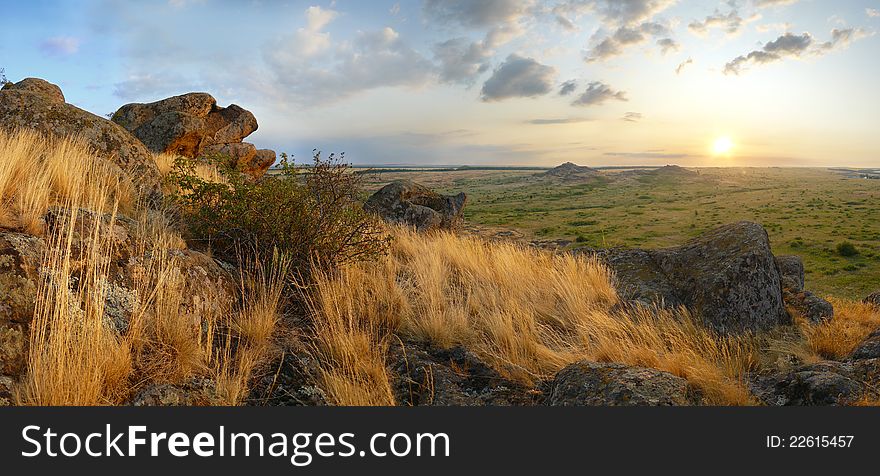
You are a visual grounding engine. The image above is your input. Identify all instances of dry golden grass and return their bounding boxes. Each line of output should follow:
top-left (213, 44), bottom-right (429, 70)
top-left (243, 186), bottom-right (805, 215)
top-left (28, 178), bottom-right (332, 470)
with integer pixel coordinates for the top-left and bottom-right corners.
top-left (155, 152), bottom-right (226, 183)
top-left (307, 227), bottom-right (757, 406)
top-left (6, 131), bottom-right (283, 406)
top-left (802, 298), bottom-right (880, 360)
top-left (0, 128), bottom-right (134, 234)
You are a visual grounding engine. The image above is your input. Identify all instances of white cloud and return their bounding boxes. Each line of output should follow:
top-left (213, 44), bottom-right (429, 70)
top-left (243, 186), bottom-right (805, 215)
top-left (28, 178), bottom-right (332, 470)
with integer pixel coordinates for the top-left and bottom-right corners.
top-left (571, 81), bottom-right (628, 106)
top-left (39, 36), bottom-right (81, 57)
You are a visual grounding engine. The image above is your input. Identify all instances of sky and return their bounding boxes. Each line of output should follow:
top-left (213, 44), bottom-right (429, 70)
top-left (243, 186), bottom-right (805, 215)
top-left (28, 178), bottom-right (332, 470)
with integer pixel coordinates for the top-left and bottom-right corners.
top-left (1, 0), bottom-right (879, 167)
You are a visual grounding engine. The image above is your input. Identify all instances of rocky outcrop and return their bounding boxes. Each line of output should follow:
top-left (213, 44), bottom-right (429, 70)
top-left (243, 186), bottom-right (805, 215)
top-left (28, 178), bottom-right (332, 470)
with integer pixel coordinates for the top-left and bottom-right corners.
top-left (583, 222), bottom-right (789, 334)
top-left (775, 256), bottom-right (833, 324)
top-left (0, 78), bottom-right (162, 201)
top-left (547, 361), bottom-right (701, 406)
top-left (752, 359), bottom-right (880, 406)
top-left (365, 180), bottom-right (467, 232)
top-left (865, 291), bottom-right (880, 308)
top-left (0, 209), bottom-right (237, 399)
top-left (387, 342), bottom-right (535, 406)
top-left (112, 93), bottom-right (275, 177)
top-left (850, 329), bottom-right (880, 361)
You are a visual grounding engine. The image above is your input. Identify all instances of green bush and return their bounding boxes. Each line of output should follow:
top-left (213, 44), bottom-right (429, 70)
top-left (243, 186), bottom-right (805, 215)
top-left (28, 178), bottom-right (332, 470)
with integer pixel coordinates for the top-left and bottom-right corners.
top-left (168, 151), bottom-right (389, 277)
top-left (836, 241), bottom-right (859, 257)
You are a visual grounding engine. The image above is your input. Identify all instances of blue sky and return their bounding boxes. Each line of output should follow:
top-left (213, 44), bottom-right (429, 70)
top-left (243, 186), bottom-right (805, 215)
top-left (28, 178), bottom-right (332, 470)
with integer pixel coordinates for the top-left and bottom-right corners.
top-left (2, 0), bottom-right (879, 166)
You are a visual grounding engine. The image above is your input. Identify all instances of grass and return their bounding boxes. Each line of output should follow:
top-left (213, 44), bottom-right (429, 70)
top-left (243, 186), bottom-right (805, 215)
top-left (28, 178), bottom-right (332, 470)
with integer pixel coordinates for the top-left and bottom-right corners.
top-left (306, 227), bottom-right (757, 406)
top-left (802, 298), bottom-right (880, 360)
top-left (6, 131), bottom-right (286, 406)
top-left (363, 167), bottom-right (880, 299)
top-left (0, 128), bottom-right (134, 235)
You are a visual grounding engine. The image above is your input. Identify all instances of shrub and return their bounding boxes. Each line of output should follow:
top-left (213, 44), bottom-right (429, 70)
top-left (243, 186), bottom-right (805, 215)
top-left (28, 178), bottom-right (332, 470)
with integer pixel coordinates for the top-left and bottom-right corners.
top-left (836, 241), bottom-right (859, 257)
top-left (168, 151), bottom-right (389, 277)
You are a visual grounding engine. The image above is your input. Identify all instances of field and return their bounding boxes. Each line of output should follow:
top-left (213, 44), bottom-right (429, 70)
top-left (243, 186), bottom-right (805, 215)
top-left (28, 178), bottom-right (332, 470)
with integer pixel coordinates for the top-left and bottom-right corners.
top-left (362, 166), bottom-right (880, 300)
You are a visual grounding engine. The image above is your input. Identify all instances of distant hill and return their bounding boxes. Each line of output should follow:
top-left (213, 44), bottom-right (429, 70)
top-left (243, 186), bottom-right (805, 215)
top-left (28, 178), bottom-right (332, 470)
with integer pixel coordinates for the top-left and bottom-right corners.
top-left (538, 162), bottom-right (601, 180)
top-left (648, 165), bottom-right (698, 177)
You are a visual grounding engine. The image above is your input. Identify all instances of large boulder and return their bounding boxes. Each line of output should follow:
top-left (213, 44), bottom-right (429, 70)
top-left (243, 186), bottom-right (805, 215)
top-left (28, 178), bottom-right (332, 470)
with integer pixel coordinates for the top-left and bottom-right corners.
top-left (364, 180), bottom-right (467, 232)
top-left (850, 329), bottom-right (880, 361)
top-left (0, 78), bottom-right (162, 201)
top-left (546, 361), bottom-right (701, 406)
top-left (776, 255), bottom-right (805, 292)
top-left (112, 93), bottom-right (274, 177)
top-left (784, 290), bottom-right (834, 324)
top-left (584, 222), bottom-right (789, 334)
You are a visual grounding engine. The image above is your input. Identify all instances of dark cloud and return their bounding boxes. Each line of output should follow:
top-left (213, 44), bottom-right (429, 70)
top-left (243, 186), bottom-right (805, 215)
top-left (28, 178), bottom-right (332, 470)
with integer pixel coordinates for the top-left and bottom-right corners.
top-left (559, 80), bottom-right (578, 96)
top-left (571, 81), bottom-right (628, 106)
top-left (657, 38), bottom-right (680, 54)
top-left (481, 54), bottom-right (557, 102)
top-left (527, 117), bottom-right (593, 125)
top-left (723, 32), bottom-right (812, 74)
top-left (586, 21), bottom-right (671, 61)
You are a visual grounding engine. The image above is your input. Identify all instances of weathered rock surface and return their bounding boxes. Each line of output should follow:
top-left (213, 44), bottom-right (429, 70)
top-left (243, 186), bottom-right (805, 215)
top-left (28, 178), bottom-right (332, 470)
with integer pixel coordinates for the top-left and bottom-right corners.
top-left (582, 222), bottom-right (789, 334)
top-left (365, 180), bottom-right (467, 232)
top-left (0, 209), bottom-right (237, 398)
top-left (785, 290), bottom-right (834, 324)
top-left (0, 78), bottom-right (162, 201)
top-left (752, 359), bottom-right (880, 406)
top-left (112, 93), bottom-right (274, 177)
top-left (129, 378), bottom-right (224, 406)
top-left (387, 342), bottom-right (535, 406)
top-left (865, 291), bottom-right (880, 308)
top-left (776, 255), bottom-right (805, 292)
top-left (850, 329), bottom-right (880, 361)
top-left (547, 361), bottom-right (701, 406)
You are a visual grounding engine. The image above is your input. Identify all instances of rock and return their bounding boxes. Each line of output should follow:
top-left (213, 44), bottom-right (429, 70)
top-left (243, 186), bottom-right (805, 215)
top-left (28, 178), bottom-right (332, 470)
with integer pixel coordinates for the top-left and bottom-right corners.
top-left (850, 329), bottom-right (880, 361)
top-left (248, 343), bottom-right (328, 406)
top-left (776, 255), bottom-right (805, 292)
top-left (0, 78), bottom-right (162, 201)
top-left (112, 93), bottom-right (272, 177)
top-left (0, 375), bottom-right (14, 406)
top-left (0, 209), bottom-right (237, 396)
top-left (387, 342), bottom-right (536, 406)
top-left (784, 290), bottom-right (834, 324)
top-left (547, 361), bottom-right (701, 406)
top-left (583, 222), bottom-right (789, 334)
top-left (1, 78), bottom-right (65, 103)
top-left (365, 180), bottom-right (467, 232)
top-left (752, 360), bottom-right (879, 406)
top-left (129, 378), bottom-right (223, 406)
top-left (865, 291), bottom-right (880, 308)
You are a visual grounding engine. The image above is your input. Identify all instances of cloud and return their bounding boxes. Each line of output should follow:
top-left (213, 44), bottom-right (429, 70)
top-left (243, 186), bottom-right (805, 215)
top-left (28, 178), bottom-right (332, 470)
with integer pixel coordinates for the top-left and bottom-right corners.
top-left (570, 0), bottom-right (677, 26)
top-left (390, 3), bottom-right (401, 16)
top-left (657, 38), bottom-right (680, 54)
top-left (571, 81), bottom-right (628, 106)
top-left (675, 57), bottom-right (693, 74)
top-left (527, 117), bottom-right (593, 125)
top-left (424, 0), bottom-right (532, 28)
top-left (723, 31), bottom-right (812, 74)
top-left (688, 7), bottom-right (759, 37)
top-left (723, 29), bottom-right (870, 75)
top-left (754, 0), bottom-right (798, 8)
top-left (265, 26), bottom-right (435, 105)
top-left (113, 72), bottom-right (197, 100)
top-left (39, 36), bottom-right (81, 57)
top-left (869, 8), bottom-right (880, 18)
top-left (481, 54), bottom-right (557, 101)
top-left (622, 112), bottom-right (643, 122)
top-left (433, 38), bottom-right (493, 84)
top-left (604, 151), bottom-right (694, 159)
top-left (559, 80), bottom-right (578, 96)
top-left (586, 21), bottom-right (671, 61)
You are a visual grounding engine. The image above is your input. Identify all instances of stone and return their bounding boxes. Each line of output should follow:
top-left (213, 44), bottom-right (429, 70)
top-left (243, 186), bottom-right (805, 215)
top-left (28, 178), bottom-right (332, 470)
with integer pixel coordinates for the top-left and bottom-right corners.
top-left (785, 290), bottom-right (834, 324)
top-left (752, 360), bottom-right (878, 406)
top-left (364, 180), bottom-right (467, 232)
top-left (387, 342), bottom-right (535, 406)
top-left (776, 255), bottom-right (805, 292)
top-left (865, 291), bottom-right (880, 308)
top-left (0, 78), bottom-right (163, 201)
top-left (129, 378), bottom-right (223, 406)
top-left (583, 222), bottom-right (790, 334)
top-left (547, 361), bottom-right (701, 406)
top-left (850, 329), bottom-right (880, 361)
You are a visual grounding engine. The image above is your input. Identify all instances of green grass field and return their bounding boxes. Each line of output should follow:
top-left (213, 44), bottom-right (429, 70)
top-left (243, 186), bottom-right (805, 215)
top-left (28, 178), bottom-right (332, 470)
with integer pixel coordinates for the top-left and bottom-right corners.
top-left (363, 167), bottom-right (880, 300)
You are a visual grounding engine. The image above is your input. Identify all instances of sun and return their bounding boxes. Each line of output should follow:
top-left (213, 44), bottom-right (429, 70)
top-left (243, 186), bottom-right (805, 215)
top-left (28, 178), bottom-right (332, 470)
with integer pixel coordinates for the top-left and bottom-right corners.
top-left (712, 136), bottom-right (734, 155)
